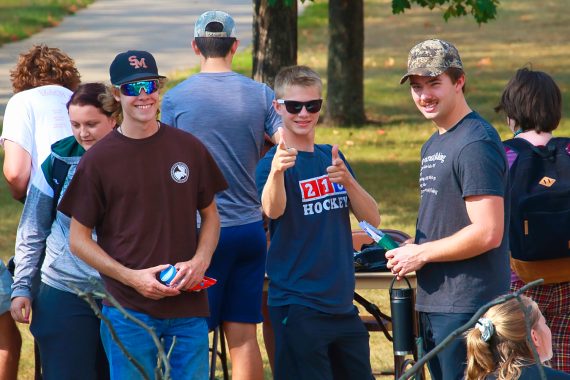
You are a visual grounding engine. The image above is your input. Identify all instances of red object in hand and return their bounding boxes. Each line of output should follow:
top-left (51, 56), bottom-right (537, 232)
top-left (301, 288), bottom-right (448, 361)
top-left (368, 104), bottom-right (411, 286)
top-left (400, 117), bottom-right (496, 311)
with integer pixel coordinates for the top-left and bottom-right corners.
top-left (189, 276), bottom-right (217, 291)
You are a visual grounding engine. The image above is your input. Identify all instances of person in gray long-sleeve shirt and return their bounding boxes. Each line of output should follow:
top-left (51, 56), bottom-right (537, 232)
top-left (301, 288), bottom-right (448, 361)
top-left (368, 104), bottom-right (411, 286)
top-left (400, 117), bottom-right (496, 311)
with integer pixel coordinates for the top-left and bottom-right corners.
top-left (10, 83), bottom-right (116, 380)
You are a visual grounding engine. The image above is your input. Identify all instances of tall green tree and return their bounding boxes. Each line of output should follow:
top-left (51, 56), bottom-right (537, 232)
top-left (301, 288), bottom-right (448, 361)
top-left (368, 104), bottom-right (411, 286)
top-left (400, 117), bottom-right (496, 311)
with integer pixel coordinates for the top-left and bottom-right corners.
top-left (253, 0), bottom-right (298, 88)
top-left (252, 0), bottom-right (500, 125)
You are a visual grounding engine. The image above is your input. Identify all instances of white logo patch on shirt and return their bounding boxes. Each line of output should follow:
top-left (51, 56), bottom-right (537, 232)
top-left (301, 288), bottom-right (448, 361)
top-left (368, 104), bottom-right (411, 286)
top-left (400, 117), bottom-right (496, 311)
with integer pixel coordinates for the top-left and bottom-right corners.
top-left (171, 162), bottom-right (189, 183)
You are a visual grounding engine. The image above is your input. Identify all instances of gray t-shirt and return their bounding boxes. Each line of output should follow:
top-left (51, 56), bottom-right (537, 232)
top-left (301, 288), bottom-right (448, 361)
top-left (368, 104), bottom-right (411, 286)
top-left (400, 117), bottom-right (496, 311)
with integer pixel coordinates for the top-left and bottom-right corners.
top-left (415, 112), bottom-right (510, 313)
top-left (161, 72), bottom-right (281, 227)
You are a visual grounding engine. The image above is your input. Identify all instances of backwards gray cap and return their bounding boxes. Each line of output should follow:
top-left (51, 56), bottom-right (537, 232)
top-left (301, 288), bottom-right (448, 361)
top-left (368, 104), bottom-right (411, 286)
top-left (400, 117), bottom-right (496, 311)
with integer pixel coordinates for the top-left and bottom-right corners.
top-left (400, 39), bottom-right (463, 84)
top-left (194, 10), bottom-right (237, 38)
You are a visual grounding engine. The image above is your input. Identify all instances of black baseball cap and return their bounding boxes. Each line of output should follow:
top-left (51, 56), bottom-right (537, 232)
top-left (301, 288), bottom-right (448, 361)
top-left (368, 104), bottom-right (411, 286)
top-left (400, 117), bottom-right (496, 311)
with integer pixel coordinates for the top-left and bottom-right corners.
top-left (109, 50), bottom-right (165, 86)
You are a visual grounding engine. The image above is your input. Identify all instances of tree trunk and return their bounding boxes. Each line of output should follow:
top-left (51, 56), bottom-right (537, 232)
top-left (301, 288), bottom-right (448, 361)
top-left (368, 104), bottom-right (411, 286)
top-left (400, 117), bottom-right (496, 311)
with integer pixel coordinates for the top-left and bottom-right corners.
top-left (326, 0), bottom-right (365, 126)
top-left (253, 0), bottom-right (298, 88)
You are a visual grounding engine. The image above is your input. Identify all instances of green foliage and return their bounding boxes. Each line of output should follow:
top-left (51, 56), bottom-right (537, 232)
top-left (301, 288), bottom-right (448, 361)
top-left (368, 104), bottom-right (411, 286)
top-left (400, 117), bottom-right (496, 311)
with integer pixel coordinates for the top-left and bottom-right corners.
top-left (0, 0), bottom-right (94, 47)
top-left (392, 0), bottom-right (500, 24)
top-left (298, 1), bottom-right (328, 29)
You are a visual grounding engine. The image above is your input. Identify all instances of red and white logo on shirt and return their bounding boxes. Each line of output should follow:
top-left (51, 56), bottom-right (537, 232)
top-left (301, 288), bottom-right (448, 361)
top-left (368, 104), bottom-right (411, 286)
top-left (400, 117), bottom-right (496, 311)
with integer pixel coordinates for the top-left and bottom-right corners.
top-left (299, 175), bottom-right (346, 202)
top-left (299, 175), bottom-right (348, 216)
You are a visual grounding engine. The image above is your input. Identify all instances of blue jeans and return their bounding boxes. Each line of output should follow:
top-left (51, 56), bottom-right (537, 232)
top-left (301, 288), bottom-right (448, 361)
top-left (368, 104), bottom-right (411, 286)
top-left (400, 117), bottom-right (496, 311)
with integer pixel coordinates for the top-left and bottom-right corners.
top-left (419, 312), bottom-right (472, 380)
top-left (100, 306), bottom-right (208, 380)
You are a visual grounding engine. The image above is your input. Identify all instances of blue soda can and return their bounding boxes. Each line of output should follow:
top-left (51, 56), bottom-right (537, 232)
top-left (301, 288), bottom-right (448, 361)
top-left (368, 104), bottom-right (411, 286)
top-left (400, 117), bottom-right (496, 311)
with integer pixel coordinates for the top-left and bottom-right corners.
top-left (159, 265), bottom-right (177, 285)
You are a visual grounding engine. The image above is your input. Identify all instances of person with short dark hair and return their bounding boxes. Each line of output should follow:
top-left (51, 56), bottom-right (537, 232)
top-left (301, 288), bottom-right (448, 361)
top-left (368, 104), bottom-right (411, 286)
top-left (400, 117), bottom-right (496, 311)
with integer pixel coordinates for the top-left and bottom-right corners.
top-left (387, 39), bottom-right (510, 379)
top-left (256, 65), bottom-right (380, 380)
top-left (495, 68), bottom-right (561, 135)
top-left (161, 10), bottom-right (281, 380)
top-left (495, 68), bottom-right (569, 373)
top-left (465, 295), bottom-right (570, 380)
top-left (58, 50), bottom-right (228, 379)
top-left (10, 82), bottom-right (115, 380)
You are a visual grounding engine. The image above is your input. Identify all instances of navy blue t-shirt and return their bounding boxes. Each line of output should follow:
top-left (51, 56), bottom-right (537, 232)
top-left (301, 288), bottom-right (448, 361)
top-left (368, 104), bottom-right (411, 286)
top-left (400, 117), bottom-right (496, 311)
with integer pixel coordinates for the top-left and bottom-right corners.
top-left (485, 364), bottom-right (570, 379)
top-left (256, 144), bottom-right (355, 314)
top-left (415, 112), bottom-right (510, 313)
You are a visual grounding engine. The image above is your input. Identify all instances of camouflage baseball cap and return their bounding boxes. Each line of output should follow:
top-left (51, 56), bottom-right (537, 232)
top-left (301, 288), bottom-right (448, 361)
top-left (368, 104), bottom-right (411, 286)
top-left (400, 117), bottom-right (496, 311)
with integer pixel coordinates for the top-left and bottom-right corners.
top-left (400, 39), bottom-right (463, 84)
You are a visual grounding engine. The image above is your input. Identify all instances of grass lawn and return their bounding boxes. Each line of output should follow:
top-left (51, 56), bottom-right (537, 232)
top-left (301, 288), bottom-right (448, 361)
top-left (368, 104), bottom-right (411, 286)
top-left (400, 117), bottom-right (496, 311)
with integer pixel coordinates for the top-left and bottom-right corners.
top-left (2, 0), bottom-right (570, 378)
top-left (0, 0), bottom-right (93, 47)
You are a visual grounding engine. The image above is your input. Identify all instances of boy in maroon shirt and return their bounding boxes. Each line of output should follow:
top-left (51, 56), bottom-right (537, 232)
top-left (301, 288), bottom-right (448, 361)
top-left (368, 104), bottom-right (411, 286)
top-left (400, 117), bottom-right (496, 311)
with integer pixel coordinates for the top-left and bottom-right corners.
top-left (59, 50), bottom-right (227, 379)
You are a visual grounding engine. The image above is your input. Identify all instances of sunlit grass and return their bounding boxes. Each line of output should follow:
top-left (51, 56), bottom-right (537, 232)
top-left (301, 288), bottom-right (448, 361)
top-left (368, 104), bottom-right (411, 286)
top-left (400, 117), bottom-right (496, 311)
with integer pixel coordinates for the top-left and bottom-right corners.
top-left (0, 0), bottom-right (94, 47)
top-left (1, 0), bottom-right (569, 378)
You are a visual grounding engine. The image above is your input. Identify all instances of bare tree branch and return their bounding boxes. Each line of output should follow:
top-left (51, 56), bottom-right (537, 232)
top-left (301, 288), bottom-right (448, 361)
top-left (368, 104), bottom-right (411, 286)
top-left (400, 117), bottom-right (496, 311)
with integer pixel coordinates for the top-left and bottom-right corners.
top-left (73, 281), bottom-right (175, 380)
top-left (77, 289), bottom-right (151, 380)
top-left (399, 279), bottom-right (546, 380)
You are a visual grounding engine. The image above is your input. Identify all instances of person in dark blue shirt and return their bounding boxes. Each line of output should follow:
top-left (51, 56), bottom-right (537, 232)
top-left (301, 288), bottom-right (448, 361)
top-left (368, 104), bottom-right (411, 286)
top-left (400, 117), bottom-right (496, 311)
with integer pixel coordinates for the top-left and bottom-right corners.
top-left (256, 65), bottom-right (380, 380)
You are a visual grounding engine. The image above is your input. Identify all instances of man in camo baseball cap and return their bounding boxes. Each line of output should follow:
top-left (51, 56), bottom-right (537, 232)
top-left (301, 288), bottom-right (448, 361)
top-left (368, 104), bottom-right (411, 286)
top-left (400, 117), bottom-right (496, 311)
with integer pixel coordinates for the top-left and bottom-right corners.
top-left (389, 36), bottom-right (510, 380)
top-left (400, 39), bottom-right (463, 84)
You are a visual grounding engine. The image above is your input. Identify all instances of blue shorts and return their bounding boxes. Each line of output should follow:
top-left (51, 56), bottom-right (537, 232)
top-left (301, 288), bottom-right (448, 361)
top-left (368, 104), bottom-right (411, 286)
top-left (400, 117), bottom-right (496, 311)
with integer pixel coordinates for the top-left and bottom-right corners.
top-left (0, 261), bottom-right (12, 315)
top-left (206, 220), bottom-right (266, 329)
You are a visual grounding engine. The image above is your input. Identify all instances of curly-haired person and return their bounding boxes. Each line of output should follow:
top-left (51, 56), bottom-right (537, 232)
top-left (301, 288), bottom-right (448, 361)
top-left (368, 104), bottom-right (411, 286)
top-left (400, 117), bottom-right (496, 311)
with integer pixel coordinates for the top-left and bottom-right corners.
top-left (0, 44), bottom-right (79, 380)
top-left (1, 44), bottom-right (80, 202)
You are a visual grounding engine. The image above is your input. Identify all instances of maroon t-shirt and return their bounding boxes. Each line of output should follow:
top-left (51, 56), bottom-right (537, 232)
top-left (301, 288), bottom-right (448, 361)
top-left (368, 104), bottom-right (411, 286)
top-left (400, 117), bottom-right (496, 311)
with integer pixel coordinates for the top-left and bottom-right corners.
top-left (58, 123), bottom-right (228, 318)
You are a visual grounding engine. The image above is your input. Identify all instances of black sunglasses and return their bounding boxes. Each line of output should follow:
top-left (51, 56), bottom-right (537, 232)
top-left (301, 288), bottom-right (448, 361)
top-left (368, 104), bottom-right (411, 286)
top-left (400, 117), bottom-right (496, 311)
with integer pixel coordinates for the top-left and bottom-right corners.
top-left (116, 80), bottom-right (159, 96)
top-left (277, 99), bottom-right (323, 114)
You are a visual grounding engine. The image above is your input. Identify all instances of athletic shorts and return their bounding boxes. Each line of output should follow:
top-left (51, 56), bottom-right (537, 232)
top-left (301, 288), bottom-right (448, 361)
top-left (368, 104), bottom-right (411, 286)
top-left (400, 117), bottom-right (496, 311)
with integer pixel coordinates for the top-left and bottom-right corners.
top-left (206, 220), bottom-right (266, 329)
top-left (0, 260), bottom-right (13, 315)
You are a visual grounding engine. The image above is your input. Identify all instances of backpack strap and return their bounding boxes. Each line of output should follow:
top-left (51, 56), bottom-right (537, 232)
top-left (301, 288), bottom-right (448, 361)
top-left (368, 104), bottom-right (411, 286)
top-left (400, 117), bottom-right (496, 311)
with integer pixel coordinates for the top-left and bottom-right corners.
top-left (50, 157), bottom-right (71, 218)
top-left (547, 137), bottom-right (570, 156)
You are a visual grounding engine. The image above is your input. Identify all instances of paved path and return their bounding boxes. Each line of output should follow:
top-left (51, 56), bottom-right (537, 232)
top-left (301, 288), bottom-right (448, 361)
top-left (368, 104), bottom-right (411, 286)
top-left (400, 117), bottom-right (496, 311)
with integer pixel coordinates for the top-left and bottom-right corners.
top-left (0, 0), bottom-right (253, 120)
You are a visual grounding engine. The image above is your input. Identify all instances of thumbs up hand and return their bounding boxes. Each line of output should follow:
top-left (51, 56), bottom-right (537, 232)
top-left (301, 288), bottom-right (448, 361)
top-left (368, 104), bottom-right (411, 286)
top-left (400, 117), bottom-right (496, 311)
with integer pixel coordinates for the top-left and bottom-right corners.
top-left (327, 144), bottom-right (351, 186)
top-left (271, 127), bottom-right (298, 173)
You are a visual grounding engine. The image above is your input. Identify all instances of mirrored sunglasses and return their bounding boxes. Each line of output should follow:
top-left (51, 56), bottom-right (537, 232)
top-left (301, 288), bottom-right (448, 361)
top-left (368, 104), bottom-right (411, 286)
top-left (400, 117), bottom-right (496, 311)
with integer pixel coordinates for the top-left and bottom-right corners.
top-left (117, 80), bottom-right (159, 96)
top-left (277, 99), bottom-right (323, 114)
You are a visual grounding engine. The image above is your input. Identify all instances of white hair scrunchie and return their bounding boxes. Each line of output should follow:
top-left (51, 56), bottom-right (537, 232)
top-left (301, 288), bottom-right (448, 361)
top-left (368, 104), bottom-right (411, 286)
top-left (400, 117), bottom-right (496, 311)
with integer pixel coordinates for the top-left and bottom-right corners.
top-left (475, 317), bottom-right (495, 342)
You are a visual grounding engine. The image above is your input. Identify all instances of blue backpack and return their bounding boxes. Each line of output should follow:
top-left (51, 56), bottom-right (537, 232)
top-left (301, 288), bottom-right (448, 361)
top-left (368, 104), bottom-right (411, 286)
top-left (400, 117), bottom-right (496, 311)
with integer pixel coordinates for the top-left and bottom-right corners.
top-left (504, 137), bottom-right (570, 284)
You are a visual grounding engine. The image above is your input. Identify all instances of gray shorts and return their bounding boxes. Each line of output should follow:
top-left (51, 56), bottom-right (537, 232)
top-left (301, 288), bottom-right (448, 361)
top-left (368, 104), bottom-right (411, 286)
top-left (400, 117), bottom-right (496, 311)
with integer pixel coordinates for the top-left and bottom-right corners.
top-left (0, 260), bottom-right (13, 314)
